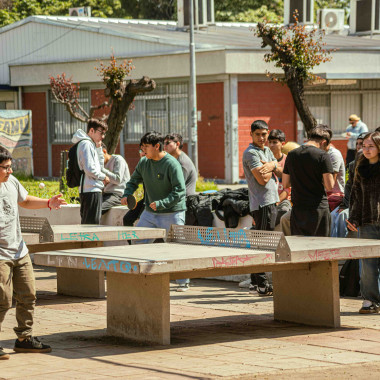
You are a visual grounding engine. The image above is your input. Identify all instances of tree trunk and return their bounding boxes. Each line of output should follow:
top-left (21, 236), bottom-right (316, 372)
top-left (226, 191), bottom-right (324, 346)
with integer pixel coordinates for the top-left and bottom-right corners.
top-left (286, 72), bottom-right (317, 136)
top-left (104, 76), bottom-right (156, 154)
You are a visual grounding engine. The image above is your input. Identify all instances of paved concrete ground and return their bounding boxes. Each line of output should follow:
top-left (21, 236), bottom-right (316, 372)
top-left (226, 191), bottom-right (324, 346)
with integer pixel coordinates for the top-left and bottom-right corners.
top-left (1, 266), bottom-right (380, 379)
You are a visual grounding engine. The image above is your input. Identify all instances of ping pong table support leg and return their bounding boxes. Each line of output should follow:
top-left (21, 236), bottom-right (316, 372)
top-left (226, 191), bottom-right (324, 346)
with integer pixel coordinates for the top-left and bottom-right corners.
top-left (272, 261), bottom-right (340, 328)
top-left (107, 273), bottom-right (170, 345)
top-left (57, 268), bottom-right (106, 298)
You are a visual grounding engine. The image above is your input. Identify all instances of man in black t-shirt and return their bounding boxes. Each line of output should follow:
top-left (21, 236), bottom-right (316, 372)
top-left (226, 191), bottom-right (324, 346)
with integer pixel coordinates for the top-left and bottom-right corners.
top-left (283, 126), bottom-right (334, 236)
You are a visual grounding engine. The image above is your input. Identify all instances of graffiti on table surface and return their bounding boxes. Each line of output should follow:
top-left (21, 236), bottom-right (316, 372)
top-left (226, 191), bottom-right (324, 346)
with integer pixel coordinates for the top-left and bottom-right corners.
top-left (307, 248), bottom-right (345, 261)
top-left (118, 231), bottom-right (139, 240)
top-left (262, 253), bottom-right (274, 263)
top-left (198, 227), bottom-right (251, 248)
top-left (82, 258), bottom-right (138, 273)
top-left (47, 255), bottom-right (78, 268)
top-left (212, 255), bottom-right (253, 268)
top-left (60, 232), bottom-right (100, 241)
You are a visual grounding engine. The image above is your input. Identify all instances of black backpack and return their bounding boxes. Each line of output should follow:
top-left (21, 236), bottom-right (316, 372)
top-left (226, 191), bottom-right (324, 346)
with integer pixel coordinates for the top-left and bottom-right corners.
top-left (66, 142), bottom-right (84, 190)
top-left (339, 259), bottom-right (360, 297)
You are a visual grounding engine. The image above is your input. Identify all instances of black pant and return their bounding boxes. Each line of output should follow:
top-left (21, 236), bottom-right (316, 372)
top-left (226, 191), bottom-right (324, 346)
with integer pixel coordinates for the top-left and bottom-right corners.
top-left (123, 198), bottom-right (145, 227)
top-left (290, 206), bottom-right (331, 237)
top-left (346, 149), bottom-right (356, 168)
top-left (251, 204), bottom-right (277, 288)
top-left (80, 192), bottom-right (102, 224)
top-left (101, 193), bottom-right (122, 215)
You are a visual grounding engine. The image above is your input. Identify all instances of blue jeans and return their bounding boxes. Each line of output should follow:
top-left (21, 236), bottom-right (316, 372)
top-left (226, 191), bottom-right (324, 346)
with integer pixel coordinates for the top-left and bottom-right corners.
top-left (136, 210), bottom-right (189, 285)
top-left (358, 224), bottom-right (380, 304)
top-left (330, 207), bottom-right (349, 238)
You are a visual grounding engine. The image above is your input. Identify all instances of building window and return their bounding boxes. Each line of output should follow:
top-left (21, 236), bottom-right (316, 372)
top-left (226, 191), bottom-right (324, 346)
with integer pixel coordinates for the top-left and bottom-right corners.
top-left (305, 79), bottom-right (380, 136)
top-left (124, 82), bottom-right (188, 142)
top-left (48, 88), bottom-right (90, 144)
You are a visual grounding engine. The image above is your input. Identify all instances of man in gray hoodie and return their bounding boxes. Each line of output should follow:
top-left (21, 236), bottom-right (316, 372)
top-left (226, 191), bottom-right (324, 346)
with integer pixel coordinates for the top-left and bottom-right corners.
top-left (101, 142), bottom-right (130, 215)
top-left (72, 119), bottom-right (109, 224)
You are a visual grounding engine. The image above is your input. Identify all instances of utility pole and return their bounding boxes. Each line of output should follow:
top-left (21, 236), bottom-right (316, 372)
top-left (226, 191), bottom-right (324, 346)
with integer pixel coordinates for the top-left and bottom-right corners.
top-left (188, 0), bottom-right (198, 171)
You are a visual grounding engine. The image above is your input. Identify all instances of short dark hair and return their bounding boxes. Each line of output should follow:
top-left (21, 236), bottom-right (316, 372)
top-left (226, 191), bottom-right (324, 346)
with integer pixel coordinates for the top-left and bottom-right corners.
top-left (308, 126), bottom-right (332, 145)
top-left (101, 142), bottom-right (108, 151)
top-left (268, 129), bottom-right (286, 142)
top-left (0, 146), bottom-right (12, 164)
top-left (358, 132), bottom-right (367, 140)
top-left (375, 126), bottom-right (380, 133)
top-left (87, 118), bottom-right (108, 133)
top-left (165, 133), bottom-right (183, 149)
top-left (251, 120), bottom-right (269, 132)
top-left (316, 124), bottom-right (333, 141)
top-left (140, 131), bottom-right (164, 151)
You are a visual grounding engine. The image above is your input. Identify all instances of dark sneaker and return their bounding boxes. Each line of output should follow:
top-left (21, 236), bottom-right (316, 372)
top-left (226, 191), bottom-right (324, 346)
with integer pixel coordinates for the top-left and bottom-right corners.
top-left (359, 301), bottom-right (380, 314)
top-left (14, 336), bottom-right (52, 353)
top-left (248, 284), bottom-right (258, 294)
top-left (0, 347), bottom-right (10, 360)
top-left (257, 284), bottom-right (273, 297)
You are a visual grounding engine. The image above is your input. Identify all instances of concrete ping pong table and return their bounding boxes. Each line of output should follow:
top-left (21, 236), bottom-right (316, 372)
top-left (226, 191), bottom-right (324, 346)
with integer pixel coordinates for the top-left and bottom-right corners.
top-left (21, 216), bottom-right (166, 298)
top-left (33, 224), bottom-right (380, 345)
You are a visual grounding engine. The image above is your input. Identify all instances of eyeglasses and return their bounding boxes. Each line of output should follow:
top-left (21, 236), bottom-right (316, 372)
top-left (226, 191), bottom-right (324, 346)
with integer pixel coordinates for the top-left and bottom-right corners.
top-left (96, 129), bottom-right (106, 137)
top-left (0, 165), bottom-right (12, 172)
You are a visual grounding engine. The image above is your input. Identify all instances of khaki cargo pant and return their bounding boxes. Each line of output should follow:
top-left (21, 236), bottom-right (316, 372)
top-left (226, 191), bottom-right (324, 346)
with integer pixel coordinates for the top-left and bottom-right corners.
top-left (0, 254), bottom-right (36, 338)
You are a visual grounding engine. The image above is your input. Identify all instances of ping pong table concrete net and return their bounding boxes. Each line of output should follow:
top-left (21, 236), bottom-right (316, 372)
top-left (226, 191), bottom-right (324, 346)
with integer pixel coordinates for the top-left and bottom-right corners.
top-left (167, 225), bottom-right (291, 262)
top-left (20, 216), bottom-right (54, 243)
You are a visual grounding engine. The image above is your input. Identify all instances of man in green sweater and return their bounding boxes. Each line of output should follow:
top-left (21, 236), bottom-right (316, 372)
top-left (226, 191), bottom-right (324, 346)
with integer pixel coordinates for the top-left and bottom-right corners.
top-left (121, 131), bottom-right (189, 291)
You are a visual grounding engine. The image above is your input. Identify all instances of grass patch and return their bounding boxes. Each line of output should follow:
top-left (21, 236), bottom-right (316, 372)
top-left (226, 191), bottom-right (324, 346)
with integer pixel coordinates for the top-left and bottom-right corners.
top-left (15, 175), bottom-right (219, 204)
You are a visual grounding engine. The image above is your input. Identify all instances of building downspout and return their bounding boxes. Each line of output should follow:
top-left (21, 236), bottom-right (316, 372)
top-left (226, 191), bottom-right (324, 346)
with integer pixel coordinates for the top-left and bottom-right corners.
top-left (18, 86), bottom-right (22, 109)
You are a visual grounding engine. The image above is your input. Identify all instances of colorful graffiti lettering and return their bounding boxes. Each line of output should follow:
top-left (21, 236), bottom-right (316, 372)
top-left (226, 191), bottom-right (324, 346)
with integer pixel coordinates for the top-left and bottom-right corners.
top-left (82, 258), bottom-right (137, 273)
top-left (197, 227), bottom-right (251, 248)
top-left (60, 232), bottom-right (100, 241)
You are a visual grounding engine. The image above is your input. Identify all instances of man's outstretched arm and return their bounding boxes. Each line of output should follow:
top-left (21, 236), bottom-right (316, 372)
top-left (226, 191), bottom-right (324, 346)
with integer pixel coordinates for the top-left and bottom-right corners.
top-left (18, 194), bottom-right (67, 210)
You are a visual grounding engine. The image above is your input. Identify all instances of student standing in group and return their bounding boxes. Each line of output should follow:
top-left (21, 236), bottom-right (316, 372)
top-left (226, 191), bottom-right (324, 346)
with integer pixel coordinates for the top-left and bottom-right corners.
top-left (242, 120), bottom-right (282, 296)
top-left (0, 147), bottom-right (66, 360)
top-left (72, 119), bottom-right (110, 224)
top-left (164, 133), bottom-right (197, 196)
top-left (268, 129), bottom-right (291, 227)
top-left (101, 142), bottom-right (130, 215)
top-left (282, 126), bottom-right (334, 236)
top-left (348, 131), bottom-right (380, 314)
top-left (121, 131), bottom-right (188, 291)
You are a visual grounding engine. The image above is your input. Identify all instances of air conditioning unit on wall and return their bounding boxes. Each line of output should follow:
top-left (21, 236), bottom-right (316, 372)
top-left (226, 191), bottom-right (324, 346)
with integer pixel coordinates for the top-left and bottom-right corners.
top-left (284, 0), bottom-right (314, 25)
top-left (350, 0), bottom-right (380, 34)
top-left (69, 7), bottom-right (91, 17)
top-left (318, 9), bottom-right (345, 31)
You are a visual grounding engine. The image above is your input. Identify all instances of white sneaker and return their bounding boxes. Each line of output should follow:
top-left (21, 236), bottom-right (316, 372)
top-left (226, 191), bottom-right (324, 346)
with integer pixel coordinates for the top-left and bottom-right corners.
top-left (176, 284), bottom-right (190, 292)
top-left (239, 279), bottom-right (251, 288)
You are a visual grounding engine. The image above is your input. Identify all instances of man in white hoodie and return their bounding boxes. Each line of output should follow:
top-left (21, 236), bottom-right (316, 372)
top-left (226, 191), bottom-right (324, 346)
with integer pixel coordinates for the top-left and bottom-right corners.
top-left (72, 119), bottom-right (109, 224)
top-left (101, 142), bottom-right (130, 215)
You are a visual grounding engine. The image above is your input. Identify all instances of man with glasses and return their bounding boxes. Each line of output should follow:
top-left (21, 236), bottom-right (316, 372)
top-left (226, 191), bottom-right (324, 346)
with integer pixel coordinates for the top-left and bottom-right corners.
top-left (164, 133), bottom-right (197, 196)
top-left (0, 146), bottom-right (66, 359)
top-left (72, 119), bottom-right (110, 224)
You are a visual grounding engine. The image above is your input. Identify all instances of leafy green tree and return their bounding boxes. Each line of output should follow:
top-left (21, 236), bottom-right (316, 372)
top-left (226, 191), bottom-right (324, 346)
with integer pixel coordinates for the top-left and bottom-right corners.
top-left (255, 14), bottom-right (333, 134)
top-left (215, 0), bottom-right (283, 22)
top-left (0, 0), bottom-right (124, 27)
top-left (121, 0), bottom-right (175, 20)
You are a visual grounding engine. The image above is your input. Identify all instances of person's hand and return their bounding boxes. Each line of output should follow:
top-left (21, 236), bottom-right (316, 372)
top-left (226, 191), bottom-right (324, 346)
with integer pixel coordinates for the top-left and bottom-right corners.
top-left (259, 160), bottom-right (275, 174)
top-left (103, 176), bottom-right (110, 185)
top-left (346, 132), bottom-right (352, 137)
top-left (121, 197), bottom-right (128, 205)
top-left (150, 202), bottom-right (157, 211)
top-left (49, 194), bottom-right (67, 210)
